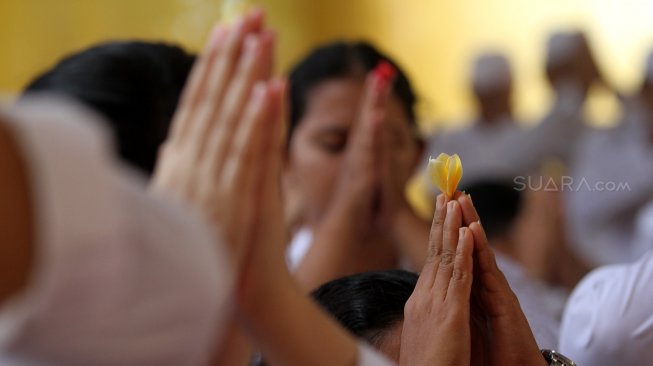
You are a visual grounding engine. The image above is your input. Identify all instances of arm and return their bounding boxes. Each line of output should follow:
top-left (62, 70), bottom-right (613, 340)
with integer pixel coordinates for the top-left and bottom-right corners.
top-left (152, 11), bottom-right (391, 365)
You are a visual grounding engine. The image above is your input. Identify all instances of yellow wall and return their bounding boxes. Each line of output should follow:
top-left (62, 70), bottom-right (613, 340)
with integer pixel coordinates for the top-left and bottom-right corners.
top-left (3, 0), bottom-right (653, 126)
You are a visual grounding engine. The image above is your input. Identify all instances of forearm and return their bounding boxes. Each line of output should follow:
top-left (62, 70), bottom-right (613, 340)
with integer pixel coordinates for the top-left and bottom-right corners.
top-left (294, 212), bottom-right (362, 291)
top-left (211, 319), bottom-right (254, 366)
top-left (238, 272), bottom-right (358, 366)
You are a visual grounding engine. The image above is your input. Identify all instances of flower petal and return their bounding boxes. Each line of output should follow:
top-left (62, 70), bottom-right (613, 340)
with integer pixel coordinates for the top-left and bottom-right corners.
top-left (428, 157), bottom-right (448, 196)
top-left (427, 153), bottom-right (463, 198)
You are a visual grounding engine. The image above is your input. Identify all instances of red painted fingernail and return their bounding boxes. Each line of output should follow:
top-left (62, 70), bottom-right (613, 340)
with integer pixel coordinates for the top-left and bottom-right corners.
top-left (372, 60), bottom-right (396, 92)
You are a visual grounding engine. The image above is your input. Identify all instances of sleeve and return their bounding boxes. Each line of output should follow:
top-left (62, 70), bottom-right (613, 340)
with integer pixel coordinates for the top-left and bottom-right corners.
top-left (559, 251), bottom-right (653, 366)
top-left (357, 342), bottom-right (396, 366)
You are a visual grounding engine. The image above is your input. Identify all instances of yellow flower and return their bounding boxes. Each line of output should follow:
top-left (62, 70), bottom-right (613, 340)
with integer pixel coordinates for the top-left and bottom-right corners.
top-left (428, 153), bottom-right (463, 198)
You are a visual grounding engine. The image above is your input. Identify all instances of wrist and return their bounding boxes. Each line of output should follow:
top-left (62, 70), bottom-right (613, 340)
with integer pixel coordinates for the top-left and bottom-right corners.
top-left (236, 265), bottom-right (293, 320)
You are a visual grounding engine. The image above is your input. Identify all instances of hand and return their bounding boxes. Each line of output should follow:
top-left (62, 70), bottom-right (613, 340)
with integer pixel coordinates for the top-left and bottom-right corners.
top-left (378, 110), bottom-right (430, 270)
top-left (293, 70), bottom-right (394, 289)
top-left (378, 110), bottom-right (415, 223)
top-left (320, 69), bottom-right (393, 235)
top-left (151, 9), bottom-right (276, 275)
top-left (400, 195), bottom-right (474, 366)
top-left (456, 193), bottom-right (547, 366)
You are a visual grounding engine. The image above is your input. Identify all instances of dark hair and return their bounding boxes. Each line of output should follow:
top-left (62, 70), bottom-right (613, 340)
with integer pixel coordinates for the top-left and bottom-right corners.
top-left (311, 269), bottom-right (418, 346)
top-left (462, 180), bottom-right (522, 240)
top-left (251, 270), bottom-right (417, 365)
top-left (22, 41), bottom-right (196, 175)
top-left (287, 41), bottom-right (417, 142)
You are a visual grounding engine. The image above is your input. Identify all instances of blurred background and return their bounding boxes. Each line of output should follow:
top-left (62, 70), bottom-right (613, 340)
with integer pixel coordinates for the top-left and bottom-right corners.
top-left (3, 0), bottom-right (653, 129)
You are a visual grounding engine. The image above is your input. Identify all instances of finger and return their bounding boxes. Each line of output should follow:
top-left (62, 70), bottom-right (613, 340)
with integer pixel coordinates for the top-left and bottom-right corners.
top-left (188, 14), bottom-right (259, 152)
top-left (415, 193), bottom-right (447, 290)
top-left (169, 24), bottom-right (229, 144)
top-left (260, 78), bottom-right (287, 225)
top-left (348, 108), bottom-right (384, 190)
top-left (213, 83), bottom-right (270, 254)
top-left (433, 200), bottom-right (462, 297)
top-left (446, 227), bottom-right (474, 303)
top-left (258, 30), bottom-right (276, 81)
top-left (348, 73), bottom-right (384, 150)
top-left (469, 221), bottom-right (508, 291)
top-left (457, 193), bottom-right (480, 226)
top-left (209, 32), bottom-right (271, 168)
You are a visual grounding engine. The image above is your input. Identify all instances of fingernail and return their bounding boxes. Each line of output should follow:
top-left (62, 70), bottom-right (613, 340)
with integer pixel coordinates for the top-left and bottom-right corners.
top-left (467, 193), bottom-right (473, 204)
top-left (243, 35), bottom-right (258, 55)
top-left (447, 201), bottom-right (455, 212)
top-left (459, 227), bottom-right (467, 238)
top-left (209, 24), bottom-right (227, 45)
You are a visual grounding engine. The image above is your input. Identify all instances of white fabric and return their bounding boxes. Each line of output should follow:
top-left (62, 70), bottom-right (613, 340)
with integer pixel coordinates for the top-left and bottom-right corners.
top-left (565, 97), bottom-right (653, 266)
top-left (559, 251), bottom-right (653, 365)
top-left (286, 227), bottom-right (314, 271)
top-left (357, 342), bottom-right (395, 366)
top-left (426, 82), bottom-right (585, 188)
top-left (495, 252), bottom-right (561, 349)
top-left (0, 99), bottom-right (232, 366)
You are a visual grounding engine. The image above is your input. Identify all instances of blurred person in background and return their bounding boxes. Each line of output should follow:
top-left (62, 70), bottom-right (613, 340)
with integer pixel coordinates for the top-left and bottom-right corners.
top-left (284, 41), bottom-right (431, 290)
top-left (427, 32), bottom-right (599, 191)
top-left (426, 52), bottom-right (521, 187)
top-left (565, 49), bottom-right (653, 267)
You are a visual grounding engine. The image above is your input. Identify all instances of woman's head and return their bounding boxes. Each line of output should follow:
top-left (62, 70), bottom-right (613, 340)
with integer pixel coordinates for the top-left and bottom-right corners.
top-left (23, 41), bottom-right (195, 175)
top-left (285, 41), bottom-right (420, 222)
top-left (312, 269), bottom-right (418, 362)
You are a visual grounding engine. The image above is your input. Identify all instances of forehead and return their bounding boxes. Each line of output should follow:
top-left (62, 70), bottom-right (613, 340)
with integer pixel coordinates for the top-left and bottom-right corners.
top-left (300, 78), bottom-right (411, 132)
top-left (304, 78), bottom-right (364, 122)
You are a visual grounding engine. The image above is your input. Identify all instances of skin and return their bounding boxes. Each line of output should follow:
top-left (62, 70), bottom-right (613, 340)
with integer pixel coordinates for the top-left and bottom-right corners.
top-left (287, 74), bottom-right (430, 290)
top-left (375, 321), bottom-right (404, 363)
top-left (0, 116), bottom-right (34, 307)
top-left (400, 197), bottom-right (475, 366)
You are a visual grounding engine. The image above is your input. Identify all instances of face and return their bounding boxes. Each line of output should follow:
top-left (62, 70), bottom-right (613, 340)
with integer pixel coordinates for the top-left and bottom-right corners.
top-left (285, 77), bottom-right (418, 224)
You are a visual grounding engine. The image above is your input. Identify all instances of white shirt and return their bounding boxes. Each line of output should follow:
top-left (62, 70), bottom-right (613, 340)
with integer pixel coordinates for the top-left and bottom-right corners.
top-left (495, 252), bottom-right (561, 349)
top-left (0, 98), bottom-right (392, 366)
top-left (559, 251), bottom-right (653, 365)
top-left (565, 98), bottom-right (653, 266)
